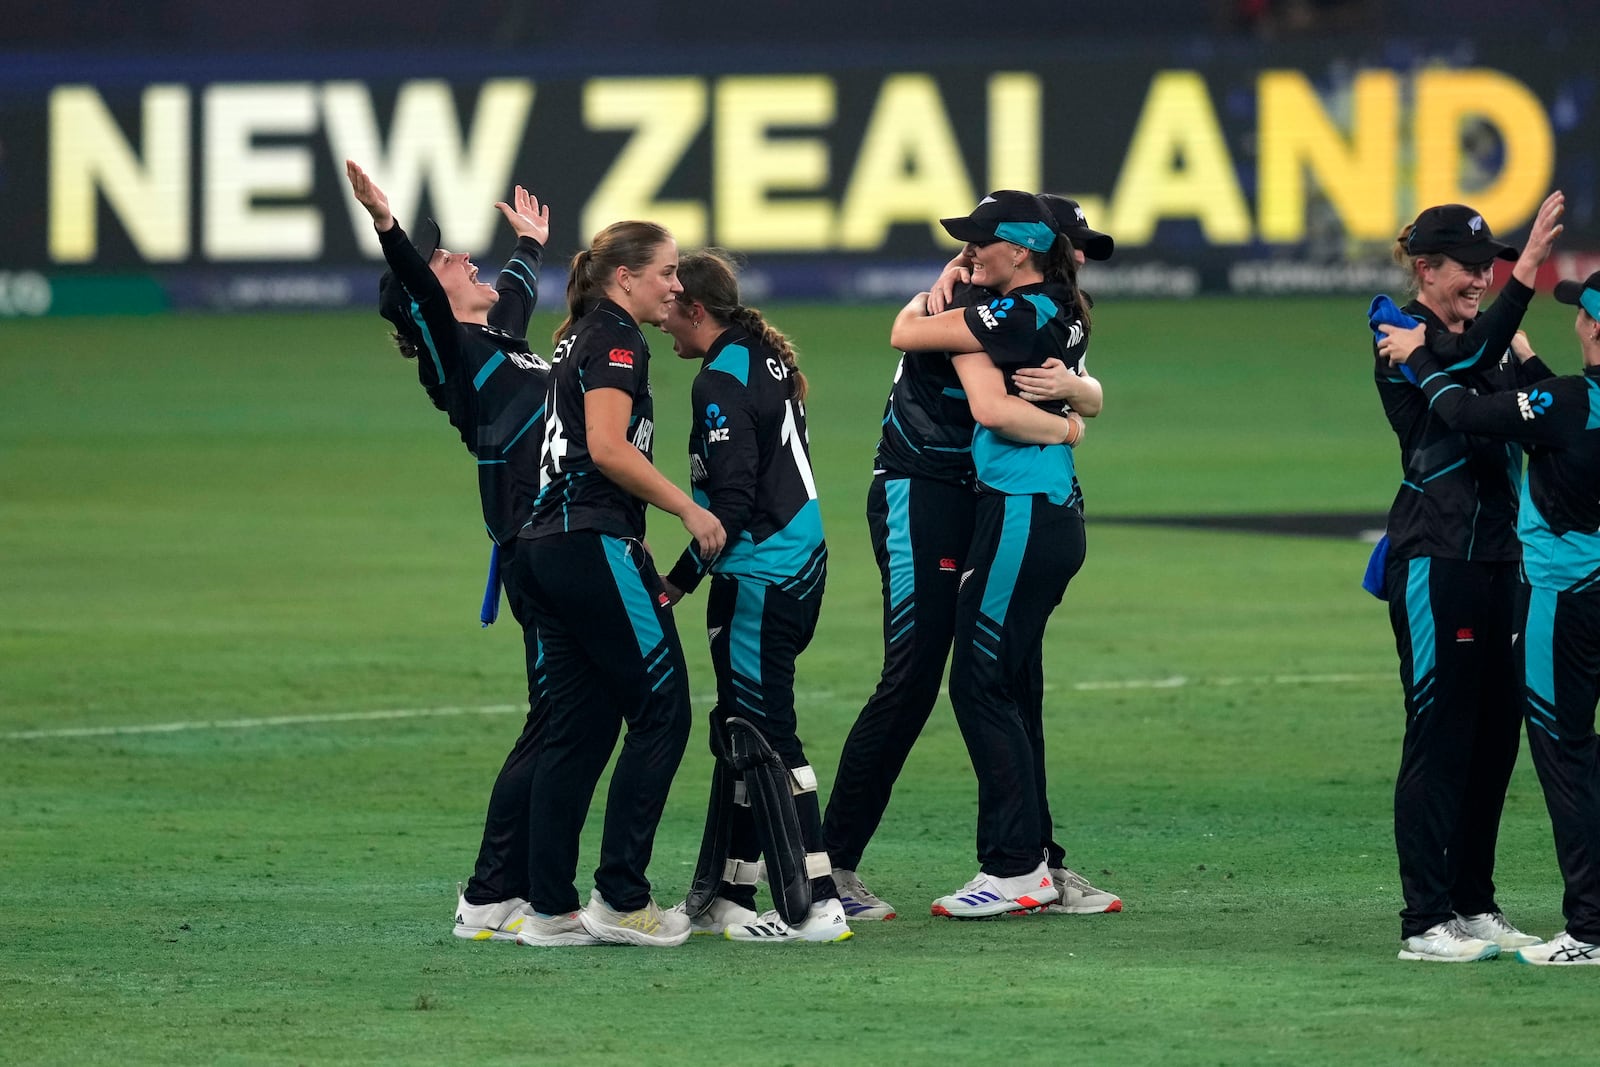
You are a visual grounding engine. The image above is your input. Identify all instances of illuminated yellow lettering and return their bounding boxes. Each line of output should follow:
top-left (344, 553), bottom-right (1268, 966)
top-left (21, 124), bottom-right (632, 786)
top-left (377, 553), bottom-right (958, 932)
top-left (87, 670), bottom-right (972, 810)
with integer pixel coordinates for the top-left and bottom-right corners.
top-left (987, 72), bottom-right (1040, 193)
top-left (323, 79), bottom-right (533, 257)
top-left (714, 76), bottom-right (834, 251)
top-left (1257, 70), bottom-right (1399, 242)
top-left (583, 78), bottom-right (706, 246)
top-left (49, 85), bottom-right (190, 263)
top-left (203, 84), bottom-right (320, 260)
top-left (1107, 71), bottom-right (1251, 245)
top-left (838, 74), bottom-right (975, 251)
top-left (1414, 69), bottom-right (1553, 233)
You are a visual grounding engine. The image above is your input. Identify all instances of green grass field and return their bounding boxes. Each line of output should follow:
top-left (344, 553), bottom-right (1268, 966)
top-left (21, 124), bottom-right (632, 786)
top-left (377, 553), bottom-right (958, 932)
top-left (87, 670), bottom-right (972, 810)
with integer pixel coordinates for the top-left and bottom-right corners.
top-left (2, 296), bottom-right (1593, 1065)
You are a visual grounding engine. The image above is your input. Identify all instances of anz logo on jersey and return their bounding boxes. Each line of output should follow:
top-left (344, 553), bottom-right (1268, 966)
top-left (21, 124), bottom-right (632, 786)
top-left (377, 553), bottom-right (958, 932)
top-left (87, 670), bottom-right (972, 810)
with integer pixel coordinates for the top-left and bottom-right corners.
top-left (704, 403), bottom-right (731, 442)
top-left (1516, 388), bottom-right (1553, 421)
top-left (976, 297), bottom-right (1014, 331)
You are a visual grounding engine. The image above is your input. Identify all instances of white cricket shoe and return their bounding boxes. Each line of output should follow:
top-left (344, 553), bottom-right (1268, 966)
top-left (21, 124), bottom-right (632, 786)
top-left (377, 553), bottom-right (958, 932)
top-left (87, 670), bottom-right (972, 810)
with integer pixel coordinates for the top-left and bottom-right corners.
top-left (452, 890), bottom-right (533, 942)
top-left (670, 897), bottom-right (759, 936)
top-left (932, 863), bottom-right (1057, 919)
top-left (1397, 919), bottom-right (1500, 962)
top-left (1516, 931), bottom-right (1600, 966)
top-left (832, 869), bottom-right (897, 921)
top-left (725, 898), bottom-right (853, 943)
top-left (578, 890), bottom-right (692, 947)
top-left (1455, 911), bottom-right (1541, 950)
top-left (513, 909), bottom-right (602, 947)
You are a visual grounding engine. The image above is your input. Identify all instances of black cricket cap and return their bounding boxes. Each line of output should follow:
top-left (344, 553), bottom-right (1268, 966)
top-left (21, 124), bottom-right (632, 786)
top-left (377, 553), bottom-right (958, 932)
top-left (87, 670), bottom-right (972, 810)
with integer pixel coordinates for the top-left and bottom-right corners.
top-left (377, 217), bottom-right (442, 340)
top-left (1553, 270), bottom-right (1600, 321)
top-left (940, 190), bottom-right (1059, 252)
top-left (1039, 195), bottom-right (1113, 261)
top-left (1404, 204), bottom-right (1517, 266)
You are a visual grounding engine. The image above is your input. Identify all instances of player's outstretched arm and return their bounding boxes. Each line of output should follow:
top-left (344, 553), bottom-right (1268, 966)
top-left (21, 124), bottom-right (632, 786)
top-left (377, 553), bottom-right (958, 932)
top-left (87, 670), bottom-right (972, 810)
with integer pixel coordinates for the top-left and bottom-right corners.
top-left (345, 160), bottom-right (394, 232)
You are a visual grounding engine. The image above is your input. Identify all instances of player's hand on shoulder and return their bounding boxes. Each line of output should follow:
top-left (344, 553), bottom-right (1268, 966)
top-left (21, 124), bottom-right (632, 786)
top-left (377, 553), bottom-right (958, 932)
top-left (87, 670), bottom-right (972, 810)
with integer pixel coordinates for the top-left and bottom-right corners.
top-left (928, 255), bottom-right (972, 314)
top-left (1377, 322), bottom-right (1427, 365)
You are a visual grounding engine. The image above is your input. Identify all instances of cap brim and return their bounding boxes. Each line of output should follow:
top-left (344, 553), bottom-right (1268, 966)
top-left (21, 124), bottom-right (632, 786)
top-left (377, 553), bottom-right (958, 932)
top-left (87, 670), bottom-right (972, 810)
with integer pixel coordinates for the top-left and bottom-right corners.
top-left (1074, 229), bottom-right (1114, 261)
top-left (412, 217), bottom-right (441, 262)
top-left (1554, 279), bottom-right (1589, 306)
top-left (1445, 240), bottom-right (1518, 267)
top-left (940, 216), bottom-right (994, 245)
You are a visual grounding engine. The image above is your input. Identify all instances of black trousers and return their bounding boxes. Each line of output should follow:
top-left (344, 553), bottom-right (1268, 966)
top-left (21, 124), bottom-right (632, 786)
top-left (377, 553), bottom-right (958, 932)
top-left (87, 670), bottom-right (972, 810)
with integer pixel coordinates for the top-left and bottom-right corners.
top-left (520, 532), bottom-right (691, 914)
top-left (703, 574), bottom-right (836, 904)
top-left (1519, 582), bottom-right (1600, 943)
top-left (823, 475), bottom-right (975, 870)
top-left (463, 541), bottom-right (550, 905)
top-left (1386, 555), bottom-right (1521, 938)
top-left (949, 493), bottom-right (1084, 877)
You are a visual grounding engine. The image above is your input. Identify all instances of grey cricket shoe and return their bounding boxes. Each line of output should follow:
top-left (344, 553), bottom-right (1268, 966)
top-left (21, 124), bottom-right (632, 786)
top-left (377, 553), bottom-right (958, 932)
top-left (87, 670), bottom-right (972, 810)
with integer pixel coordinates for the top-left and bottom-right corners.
top-left (513, 908), bottom-right (602, 947)
top-left (579, 890), bottom-right (692, 947)
top-left (1398, 919), bottom-right (1500, 962)
top-left (1046, 867), bottom-right (1123, 914)
top-left (1455, 910), bottom-right (1541, 949)
top-left (832, 869), bottom-right (896, 921)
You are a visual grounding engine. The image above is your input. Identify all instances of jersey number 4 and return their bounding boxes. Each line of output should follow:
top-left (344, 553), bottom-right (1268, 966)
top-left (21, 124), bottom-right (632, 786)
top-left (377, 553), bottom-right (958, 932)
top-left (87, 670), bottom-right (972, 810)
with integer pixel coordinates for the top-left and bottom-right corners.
top-left (539, 410), bottom-right (570, 489)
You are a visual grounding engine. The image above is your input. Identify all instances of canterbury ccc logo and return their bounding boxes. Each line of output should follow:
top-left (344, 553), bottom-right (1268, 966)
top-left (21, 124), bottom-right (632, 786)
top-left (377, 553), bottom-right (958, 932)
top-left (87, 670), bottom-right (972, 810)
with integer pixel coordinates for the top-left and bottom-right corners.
top-left (608, 348), bottom-right (635, 367)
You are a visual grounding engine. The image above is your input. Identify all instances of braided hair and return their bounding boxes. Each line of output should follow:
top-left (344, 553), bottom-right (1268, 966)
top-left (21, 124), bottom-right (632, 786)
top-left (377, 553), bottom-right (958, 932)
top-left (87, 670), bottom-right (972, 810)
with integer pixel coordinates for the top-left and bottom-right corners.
top-left (677, 249), bottom-right (808, 402)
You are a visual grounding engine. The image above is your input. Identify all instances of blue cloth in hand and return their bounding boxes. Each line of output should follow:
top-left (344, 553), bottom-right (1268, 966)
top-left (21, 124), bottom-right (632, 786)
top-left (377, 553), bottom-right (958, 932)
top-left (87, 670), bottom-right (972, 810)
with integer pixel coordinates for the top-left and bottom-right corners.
top-left (480, 543), bottom-right (502, 627)
top-left (1361, 534), bottom-right (1390, 601)
top-left (1368, 294), bottom-right (1419, 385)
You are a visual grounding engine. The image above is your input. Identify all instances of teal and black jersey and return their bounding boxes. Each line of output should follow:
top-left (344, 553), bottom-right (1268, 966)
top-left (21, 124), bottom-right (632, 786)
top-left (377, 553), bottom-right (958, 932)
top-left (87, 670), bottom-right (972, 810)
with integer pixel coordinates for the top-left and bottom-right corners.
top-left (1374, 278), bottom-right (1551, 562)
top-left (524, 298), bottom-right (656, 543)
top-left (665, 329), bottom-right (826, 599)
top-left (961, 280), bottom-right (1088, 507)
top-left (378, 223), bottom-right (550, 545)
top-left (1408, 349), bottom-right (1600, 592)
top-left (872, 283), bottom-right (993, 487)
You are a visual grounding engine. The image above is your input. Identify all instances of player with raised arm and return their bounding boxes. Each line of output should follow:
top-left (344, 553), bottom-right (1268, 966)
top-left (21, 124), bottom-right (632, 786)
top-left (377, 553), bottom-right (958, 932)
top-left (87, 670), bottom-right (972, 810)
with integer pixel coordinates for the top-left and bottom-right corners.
top-left (1365, 191), bottom-right (1564, 962)
top-left (1380, 269), bottom-right (1600, 965)
top-left (344, 161), bottom-right (576, 945)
